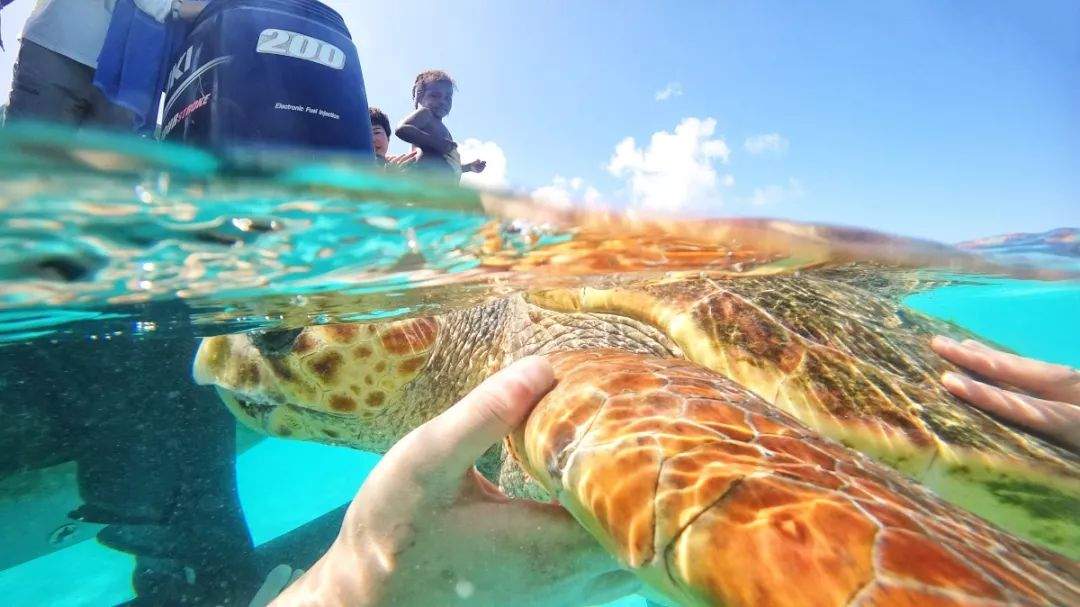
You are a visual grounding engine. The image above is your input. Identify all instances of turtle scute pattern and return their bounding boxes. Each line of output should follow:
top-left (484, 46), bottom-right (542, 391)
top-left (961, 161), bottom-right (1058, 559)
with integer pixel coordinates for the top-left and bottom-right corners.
top-left (530, 276), bottom-right (1079, 555)
top-left (509, 350), bottom-right (1080, 607)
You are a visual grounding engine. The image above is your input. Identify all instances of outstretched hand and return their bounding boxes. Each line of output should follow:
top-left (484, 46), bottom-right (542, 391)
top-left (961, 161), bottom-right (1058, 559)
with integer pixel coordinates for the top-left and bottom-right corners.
top-left (271, 356), bottom-right (637, 606)
top-left (463, 159), bottom-right (487, 173)
top-left (932, 336), bottom-right (1080, 452)
top-left (384, 149), bottom-right (420, 171)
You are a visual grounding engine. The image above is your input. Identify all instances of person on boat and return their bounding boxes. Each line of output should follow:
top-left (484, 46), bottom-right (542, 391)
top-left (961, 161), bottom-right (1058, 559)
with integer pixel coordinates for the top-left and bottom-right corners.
top-left (394, 69), bottom-right (486, 180)
top-left (3, 5), bottom-right (263, 603)
top-left (4, 0), bottom-right (205, 130)
top-left (370, 106), bottom-right (392, 164)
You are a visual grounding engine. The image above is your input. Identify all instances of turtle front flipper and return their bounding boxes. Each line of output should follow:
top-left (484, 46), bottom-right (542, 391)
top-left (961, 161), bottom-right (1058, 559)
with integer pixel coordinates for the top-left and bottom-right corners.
top-left (509, 351), bottom-right (1079, 606)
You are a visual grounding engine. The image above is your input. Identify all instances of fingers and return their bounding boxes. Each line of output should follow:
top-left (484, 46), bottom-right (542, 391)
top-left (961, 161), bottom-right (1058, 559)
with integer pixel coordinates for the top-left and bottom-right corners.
top-left (404, 356), bottom-right (555, 482)
top-left (942, 371), bottom-right (1080, 451)
top-left (387, 150), bottom-right (418, 166)
top-left (248, 564), bottom-right (294, 607)
top-left (931, 336), bottom-right (1080, 403)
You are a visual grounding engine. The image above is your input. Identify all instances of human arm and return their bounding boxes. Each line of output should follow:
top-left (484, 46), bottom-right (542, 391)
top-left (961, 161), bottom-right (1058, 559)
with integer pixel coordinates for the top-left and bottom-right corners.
top-left (394, 108), bottom-right (456, 155)
top-left (931, 336), bottom-right (1080, 452)
top-left (270, 356), bottom-right (637, 606)
top-left (175, 0), bottom-right (209, 20)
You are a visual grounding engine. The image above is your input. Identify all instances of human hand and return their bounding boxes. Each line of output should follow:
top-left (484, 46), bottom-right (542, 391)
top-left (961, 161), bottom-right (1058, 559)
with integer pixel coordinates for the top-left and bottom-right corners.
top-left (384, 150), bottom-right (419, 171)
top-left (271, 356), bottom-right (638, 607)
top-left (464, 159), bottom-right (487, 173)
top-left (931, 336), bottom-right (1080, 451)
top-left (178, 0), bottom-right (209, 20)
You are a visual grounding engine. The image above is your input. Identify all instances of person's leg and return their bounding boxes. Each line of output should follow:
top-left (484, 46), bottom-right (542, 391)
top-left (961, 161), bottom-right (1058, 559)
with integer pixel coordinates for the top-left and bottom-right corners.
top-left (7, 39), bottom-right (135, 132)
top-left (5, 40), bottom-right (92, 126)
top-left (59, 302), bottom-right (256, 604)
top-left (0, 341), bottom-right (71, 478)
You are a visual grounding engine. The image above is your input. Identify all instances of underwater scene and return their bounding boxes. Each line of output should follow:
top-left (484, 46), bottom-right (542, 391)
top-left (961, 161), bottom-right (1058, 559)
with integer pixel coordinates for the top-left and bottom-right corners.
top-left (0, 123), bottom-right (1076, 606)
top-left (0, 1), bottom-right (1077, 604)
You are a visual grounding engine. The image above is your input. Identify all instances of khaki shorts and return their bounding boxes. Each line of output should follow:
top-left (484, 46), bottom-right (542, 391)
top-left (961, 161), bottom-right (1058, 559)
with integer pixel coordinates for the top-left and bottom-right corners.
top-left (6, 40), bottom-right (134, 130)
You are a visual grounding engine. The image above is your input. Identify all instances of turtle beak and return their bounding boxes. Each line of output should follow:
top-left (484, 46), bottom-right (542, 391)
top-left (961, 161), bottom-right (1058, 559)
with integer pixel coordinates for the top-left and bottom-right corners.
top-left (193, 334), bottom-right (236, 386)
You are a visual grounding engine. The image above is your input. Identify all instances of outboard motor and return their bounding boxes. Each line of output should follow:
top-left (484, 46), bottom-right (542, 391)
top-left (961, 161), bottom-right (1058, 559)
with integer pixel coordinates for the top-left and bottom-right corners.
top-left (160, 0), bottom-right (373, 161)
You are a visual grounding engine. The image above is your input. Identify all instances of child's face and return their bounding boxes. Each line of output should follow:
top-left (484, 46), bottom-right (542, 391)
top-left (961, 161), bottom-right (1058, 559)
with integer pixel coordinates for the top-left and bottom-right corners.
top-left (417, 81), bottom-right (453, 118)
top-left (371, 125), bottom-right (389, 157)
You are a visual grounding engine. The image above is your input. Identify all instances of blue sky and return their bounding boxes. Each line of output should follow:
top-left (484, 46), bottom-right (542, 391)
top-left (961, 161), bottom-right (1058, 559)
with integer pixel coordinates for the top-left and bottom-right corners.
top-left (2, 1), bottom-right (1077, 242)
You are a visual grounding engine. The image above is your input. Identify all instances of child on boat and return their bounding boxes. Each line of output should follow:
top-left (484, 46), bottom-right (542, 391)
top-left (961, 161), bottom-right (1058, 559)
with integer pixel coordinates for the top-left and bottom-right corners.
top-left (394, 69), bottom-right (486, 180)
top-left (369, 106), bottom-right (419, 170)
top-left (369, 106), bottom-right (392, 163)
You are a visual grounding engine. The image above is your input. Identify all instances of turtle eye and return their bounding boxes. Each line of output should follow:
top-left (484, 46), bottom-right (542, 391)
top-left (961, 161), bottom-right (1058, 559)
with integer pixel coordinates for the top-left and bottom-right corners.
top-left (250, 328), bottom-right (303, 358)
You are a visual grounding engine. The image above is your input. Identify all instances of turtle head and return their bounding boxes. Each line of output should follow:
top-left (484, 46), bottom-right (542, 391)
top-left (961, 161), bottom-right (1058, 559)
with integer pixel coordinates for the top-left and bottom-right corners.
top-left (192, 317), bottom-right (442, 451)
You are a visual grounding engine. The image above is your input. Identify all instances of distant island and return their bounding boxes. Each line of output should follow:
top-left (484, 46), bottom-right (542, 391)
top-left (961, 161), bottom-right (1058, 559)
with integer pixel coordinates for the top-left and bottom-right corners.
top-left (957, 227), bottom-right (1079, 258)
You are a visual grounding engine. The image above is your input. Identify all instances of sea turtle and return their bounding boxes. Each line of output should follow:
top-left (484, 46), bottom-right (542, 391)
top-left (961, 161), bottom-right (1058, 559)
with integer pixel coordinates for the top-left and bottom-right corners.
top-left (193, 262), bottom-right (1079, 605)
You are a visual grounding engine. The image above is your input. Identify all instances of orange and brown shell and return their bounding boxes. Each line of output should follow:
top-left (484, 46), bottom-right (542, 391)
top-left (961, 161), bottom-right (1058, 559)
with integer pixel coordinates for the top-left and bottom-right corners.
top-left (524, 273), bottom-right (1079, 560)
top-left (509, 351), bottom-right (1079, 606)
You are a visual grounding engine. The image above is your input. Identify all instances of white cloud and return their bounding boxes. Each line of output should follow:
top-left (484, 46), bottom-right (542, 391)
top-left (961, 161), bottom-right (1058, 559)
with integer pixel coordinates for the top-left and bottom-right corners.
top-left (722, 174), bottom-right (735, 187)
top-left (743, 133), bottom-right (790, 156)
top-left (531, 175), bottom-right (601, 209)
top-left (457, 139), bottom-right (508, 189)
top-left (606, 117), bottom-right (731, 212)
top-left (748, 178), bottom-right (805, 206)
top-left (654, 82), bottom-right (684, 102)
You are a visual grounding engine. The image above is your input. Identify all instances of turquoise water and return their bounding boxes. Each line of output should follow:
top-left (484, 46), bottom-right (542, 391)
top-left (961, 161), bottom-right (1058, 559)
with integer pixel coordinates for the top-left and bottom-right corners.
top-left (1, 282), bottom-right (1075, 606)
top-left (1, 125), bottom-right (1077, 606)
top-left (905, 281), bottom-right (1080, 367)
